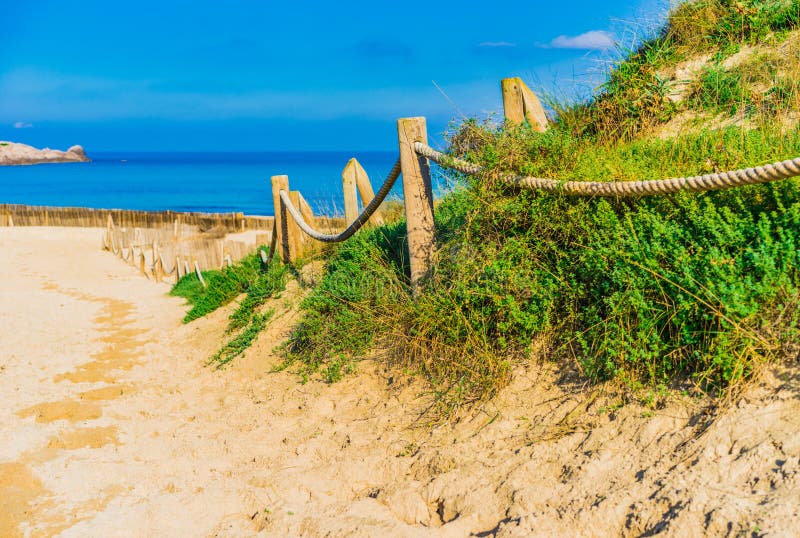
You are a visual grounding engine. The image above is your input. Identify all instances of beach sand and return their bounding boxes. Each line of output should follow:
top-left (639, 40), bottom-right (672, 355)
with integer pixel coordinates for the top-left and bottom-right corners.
top-left (2, 226), bottom-right (800, 537)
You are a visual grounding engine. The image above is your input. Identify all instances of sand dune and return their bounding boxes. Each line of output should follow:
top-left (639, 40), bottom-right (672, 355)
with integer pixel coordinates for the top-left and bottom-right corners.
top-left (1, 226), bottom-right (799, 537)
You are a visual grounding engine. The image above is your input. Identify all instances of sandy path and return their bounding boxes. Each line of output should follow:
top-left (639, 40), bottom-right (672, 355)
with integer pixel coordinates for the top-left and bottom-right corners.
top-left (0, 226), bottom-right (434, 537)
top-left (3, 226), bottom-right (800, 537)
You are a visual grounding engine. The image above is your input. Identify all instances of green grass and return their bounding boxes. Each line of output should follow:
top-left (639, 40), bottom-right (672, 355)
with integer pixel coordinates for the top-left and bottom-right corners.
top-left (208, 311), bottom-right (274, 368)
top-left (170, 250), bottom-right (287, 323)
top-left (690, 65), bottom-right (747, 114)
top-left (279, 220), bottom-right (410, 383)
top-left (171, 248), bottom-right (288, 366)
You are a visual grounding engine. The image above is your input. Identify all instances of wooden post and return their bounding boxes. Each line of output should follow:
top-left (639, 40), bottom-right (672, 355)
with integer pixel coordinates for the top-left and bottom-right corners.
top-left (343, 158), bottom-right (383, 226)
top-left (342, 161), bottom-right (360, 225)
top-left (397, 117), bottom-right (435, 293)
top-left (271, 175), bottom-right (289, 261)
top-left (289, 190), bottom-right (305, 259)
top-left (105, 214), bottom-right (114, 250)
top-left (501, 77), bottom-right (548, 131)
top-left (152, 240), bottom-right (161, 281)
top-left (139, 251), bottom-right (146, 276)
top-left (272, 175), bottom-right (301, 263)
top-left (298, 193), bottom-right (315, 226)
top-left (173, 218), bottom-right (179, 243)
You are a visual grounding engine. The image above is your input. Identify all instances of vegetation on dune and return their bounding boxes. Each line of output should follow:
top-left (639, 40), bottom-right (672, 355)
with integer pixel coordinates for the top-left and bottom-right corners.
top-left (562, 0), bottom-right (800, 141)
top-left (170, 249), bottom-right (288, 367)
top-left (176, 0), bottom-right (800, 412)
top-left (281, 0), bottom-right (800, 410)
top-left (286, 125), bottom-right (800, 409)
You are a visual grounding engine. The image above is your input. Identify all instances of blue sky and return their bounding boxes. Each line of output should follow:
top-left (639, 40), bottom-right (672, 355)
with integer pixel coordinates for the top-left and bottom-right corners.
top-left (0, 0), bottom-right (669, 151)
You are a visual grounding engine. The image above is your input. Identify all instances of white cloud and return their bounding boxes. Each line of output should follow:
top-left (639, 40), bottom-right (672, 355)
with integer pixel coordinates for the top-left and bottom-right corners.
top-left (13, 121), bottom-right (33, 129)
top-left (549, 30), bottom-right (615, 50)
top-left (478, 41), bottom-right (517, 48)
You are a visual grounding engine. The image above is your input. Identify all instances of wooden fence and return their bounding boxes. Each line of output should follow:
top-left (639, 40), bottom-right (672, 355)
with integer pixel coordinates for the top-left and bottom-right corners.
top-left (268, 78), bottom-right (547, 293)
top-left (0, 204), bottom-right (275, 232)
top-left (2, 77), bottom-right (547, 289)
top-left (104, 220), bottom-right (261, 282)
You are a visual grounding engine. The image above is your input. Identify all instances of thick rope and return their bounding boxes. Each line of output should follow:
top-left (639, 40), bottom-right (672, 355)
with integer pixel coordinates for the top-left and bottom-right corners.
top-left (415, 142), bottom-right (800, 197)
top-left (279, 159), bottom-right (401, 242)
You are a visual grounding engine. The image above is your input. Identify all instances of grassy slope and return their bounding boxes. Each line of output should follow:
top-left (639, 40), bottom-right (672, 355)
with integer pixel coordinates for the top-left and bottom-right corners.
top-left (178, 1), bottom-right (800, 413)
top-left (283, 0), bottom-right (800, 412)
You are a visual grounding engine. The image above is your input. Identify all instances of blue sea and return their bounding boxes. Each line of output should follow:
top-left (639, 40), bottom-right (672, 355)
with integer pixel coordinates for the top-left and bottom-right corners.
top-left (0, 151), bottom-right (430, 216)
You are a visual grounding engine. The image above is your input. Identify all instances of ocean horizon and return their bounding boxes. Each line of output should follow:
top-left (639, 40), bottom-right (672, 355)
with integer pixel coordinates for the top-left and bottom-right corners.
top-left (0, 150), bottom-right (439, 217)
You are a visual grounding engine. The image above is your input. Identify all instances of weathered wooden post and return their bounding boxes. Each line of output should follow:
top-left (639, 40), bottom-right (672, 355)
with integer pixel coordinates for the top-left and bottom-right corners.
top-left (342, 162), bottom-right (360, 225)
top-left (271, 175), bottom-right (287, 261)
top-left (289, 190), bottom-right (305, 258)
top-left (152, 240), bottom-right (161, 281)
top-left (105, 214), bottom-right (114, 250)
top-left (397, 117), bottom-right (436, 294)
top-left (298, 193), bottom-right (315, 226)
top-left (501, 77), bottom-right (548, 131)
top-left (342, 158), bottom-right (384, 226)
top-left (153, 256), bottom-right (163, 282)
top-left (271, 175), bottom-right (300, 263)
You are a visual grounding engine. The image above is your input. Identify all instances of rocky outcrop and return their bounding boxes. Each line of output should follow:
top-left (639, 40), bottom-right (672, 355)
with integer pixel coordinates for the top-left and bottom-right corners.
top-left (0, 141), bottom-right (91, 166)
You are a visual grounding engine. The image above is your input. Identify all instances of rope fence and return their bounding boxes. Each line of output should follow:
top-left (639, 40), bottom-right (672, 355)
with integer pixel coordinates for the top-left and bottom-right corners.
top-left (87, 76), bottom-right (800, 294)
top-left (415, 142), bottom-right (800, 197)
top-left (261, 77), bottom-right (800, 294)
top-left (277, 160), bottom-right (400, 242)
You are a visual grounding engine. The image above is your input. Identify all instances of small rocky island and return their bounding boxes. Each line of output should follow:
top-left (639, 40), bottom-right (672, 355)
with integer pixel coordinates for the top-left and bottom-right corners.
top-left (0, 141), bottom-right (90, 166)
